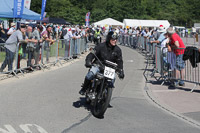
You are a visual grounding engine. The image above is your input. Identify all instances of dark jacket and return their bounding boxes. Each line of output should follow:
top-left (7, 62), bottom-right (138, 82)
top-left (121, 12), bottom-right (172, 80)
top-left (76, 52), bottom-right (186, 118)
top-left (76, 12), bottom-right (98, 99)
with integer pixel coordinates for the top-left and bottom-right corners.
top-left (183, 46), bottom-right (200, 68)
top-left (86, 42), bottom-right (123, 70)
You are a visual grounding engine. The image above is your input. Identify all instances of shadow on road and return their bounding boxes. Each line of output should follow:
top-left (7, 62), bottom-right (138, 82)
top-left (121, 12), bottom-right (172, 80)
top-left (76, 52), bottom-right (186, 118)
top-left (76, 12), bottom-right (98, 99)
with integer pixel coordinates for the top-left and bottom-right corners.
top-left (73, 97), bottom-right (91, 111)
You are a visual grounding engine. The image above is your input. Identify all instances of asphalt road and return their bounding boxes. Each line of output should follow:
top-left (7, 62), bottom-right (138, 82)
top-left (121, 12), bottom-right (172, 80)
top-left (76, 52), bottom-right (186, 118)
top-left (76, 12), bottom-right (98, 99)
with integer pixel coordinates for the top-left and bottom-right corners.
top-left (0, 45), bottom-right (199, 133)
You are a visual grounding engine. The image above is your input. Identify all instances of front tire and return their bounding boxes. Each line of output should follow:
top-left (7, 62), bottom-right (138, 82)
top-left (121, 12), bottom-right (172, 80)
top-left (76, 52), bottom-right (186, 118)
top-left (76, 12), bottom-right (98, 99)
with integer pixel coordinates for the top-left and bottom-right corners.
top-left (92, 87), bottom-right (112, 118)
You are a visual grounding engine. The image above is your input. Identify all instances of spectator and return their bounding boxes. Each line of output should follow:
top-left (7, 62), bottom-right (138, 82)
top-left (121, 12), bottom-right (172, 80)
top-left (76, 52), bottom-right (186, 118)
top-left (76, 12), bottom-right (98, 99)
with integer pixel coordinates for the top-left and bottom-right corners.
top-left (26, 26), bottom-right (35, 68)
top-left (167, 27), bottom-right (186, 87)
top-left (0, 24), bottom-right (27, 72)
top-left (71, 28), bottom-right (81, 57)
top-left (128, 27), bottom-right (132, 35)
top-left (161, 32), bottom-right (169, 67)
top-left (185, 28), bottom-right (188, 37)
top-left (60, 25), bottom-right (68, 48)
top-left (7, 23), bottom-right (16, 36)
top-left (143, 28), bottom-right (151, 38)
top-left (0, 24), bottom-right (7, 43)
top-left (132, 28), bottom-right (137, 48)
top-left (192, 27), bottom-right (196, 36)
top-left (42, 25), bottom-right (55, 63)
top-left (63, 26), bottom-right (72, 59)
top-left (150, 25), bottom-right (166, 44)
top-left (32, 25), bottom-right (43, 68)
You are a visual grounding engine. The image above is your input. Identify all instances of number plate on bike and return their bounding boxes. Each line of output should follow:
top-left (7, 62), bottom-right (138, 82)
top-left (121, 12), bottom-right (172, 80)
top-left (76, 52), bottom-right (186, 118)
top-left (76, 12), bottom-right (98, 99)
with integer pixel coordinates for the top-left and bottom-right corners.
top-left (104, 66), bottom-right (115, 79)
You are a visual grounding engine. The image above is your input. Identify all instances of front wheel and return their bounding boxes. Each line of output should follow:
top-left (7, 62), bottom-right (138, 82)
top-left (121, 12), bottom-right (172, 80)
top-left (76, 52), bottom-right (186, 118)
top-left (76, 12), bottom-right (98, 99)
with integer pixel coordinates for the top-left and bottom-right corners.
top-left (92, 87), bottom-right (112, 118)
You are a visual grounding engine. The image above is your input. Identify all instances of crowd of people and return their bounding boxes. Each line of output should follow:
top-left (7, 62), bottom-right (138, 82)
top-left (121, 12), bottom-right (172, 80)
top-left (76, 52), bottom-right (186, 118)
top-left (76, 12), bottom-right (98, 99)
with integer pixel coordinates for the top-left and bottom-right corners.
top-left (0, 21), bottom-right (121, 73)
top-left (117, 25), bottom-right (186, 87)
top-left (0, 21), bottom-right (190, 88)
top-left (0, 22), bottom-right (92, 73)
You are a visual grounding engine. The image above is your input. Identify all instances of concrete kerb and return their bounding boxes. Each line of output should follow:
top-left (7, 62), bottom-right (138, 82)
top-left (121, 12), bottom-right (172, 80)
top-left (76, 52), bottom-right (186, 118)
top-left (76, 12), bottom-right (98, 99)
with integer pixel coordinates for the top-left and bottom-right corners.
top-left (142, 79), bottom-right (200, 129)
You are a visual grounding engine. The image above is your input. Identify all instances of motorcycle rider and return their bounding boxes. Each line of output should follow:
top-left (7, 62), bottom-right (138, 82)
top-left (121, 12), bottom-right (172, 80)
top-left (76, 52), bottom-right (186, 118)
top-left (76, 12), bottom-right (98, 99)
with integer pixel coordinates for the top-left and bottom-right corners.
top-left (94, 27), bottom-right (102, 45)
top-left (79, 31), bottom-right (125, 95)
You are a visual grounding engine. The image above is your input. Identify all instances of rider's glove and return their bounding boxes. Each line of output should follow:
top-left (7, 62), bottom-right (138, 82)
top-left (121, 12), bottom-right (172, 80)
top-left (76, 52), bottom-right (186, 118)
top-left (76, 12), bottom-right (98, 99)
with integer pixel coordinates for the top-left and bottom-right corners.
top-left (85, 61), bottom-right (92, 68)
top-left (118, 69), bottom-right (125, 79)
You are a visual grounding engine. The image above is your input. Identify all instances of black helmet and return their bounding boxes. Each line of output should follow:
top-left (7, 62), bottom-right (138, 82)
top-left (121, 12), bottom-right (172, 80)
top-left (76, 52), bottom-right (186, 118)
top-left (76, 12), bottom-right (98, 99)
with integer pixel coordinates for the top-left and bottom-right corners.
top-left (106, 31), bottom-right (118, 44)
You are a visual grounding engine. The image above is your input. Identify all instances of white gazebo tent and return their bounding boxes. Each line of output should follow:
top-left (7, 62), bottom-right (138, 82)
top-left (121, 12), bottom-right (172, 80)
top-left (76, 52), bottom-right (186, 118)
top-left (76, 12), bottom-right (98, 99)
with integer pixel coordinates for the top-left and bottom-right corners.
top-left (93, 18), bottom-right (124, 27)
top-left (123, 19), bottom-right (170, 29)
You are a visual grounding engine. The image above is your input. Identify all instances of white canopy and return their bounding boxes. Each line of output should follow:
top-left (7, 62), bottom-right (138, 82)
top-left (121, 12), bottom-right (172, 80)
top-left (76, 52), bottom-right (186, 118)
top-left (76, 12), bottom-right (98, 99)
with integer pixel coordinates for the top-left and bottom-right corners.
top-left (93, 18), bottom-right (124, 27)
top-left (123, 19), bottom-right (170, 28)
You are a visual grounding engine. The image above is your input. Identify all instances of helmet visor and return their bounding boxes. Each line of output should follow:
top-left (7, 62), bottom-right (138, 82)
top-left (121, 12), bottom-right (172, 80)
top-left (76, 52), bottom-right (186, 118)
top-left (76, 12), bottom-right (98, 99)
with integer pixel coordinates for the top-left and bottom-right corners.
top-left (111, 34), bottom-right (118, 40)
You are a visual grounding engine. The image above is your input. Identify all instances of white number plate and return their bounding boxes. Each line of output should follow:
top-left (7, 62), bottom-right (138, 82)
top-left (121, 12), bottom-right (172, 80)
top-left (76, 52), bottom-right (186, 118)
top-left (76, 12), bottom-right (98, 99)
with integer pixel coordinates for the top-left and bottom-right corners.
top-left (104, 66), bottom-right (115, 79)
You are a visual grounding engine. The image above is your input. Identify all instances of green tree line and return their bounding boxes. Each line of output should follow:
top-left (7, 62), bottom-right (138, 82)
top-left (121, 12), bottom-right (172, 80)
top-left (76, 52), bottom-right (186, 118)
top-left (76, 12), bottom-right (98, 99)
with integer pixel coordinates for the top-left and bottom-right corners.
top-left (31, 0), bottom-right (200, 27)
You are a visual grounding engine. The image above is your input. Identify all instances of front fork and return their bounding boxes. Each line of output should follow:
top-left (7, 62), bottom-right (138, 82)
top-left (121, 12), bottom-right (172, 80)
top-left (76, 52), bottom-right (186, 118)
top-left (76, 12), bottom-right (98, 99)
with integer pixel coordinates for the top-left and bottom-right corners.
top-left (91, 77), bottom-right (110, 101)
top-left (97, 78), bottom-right (105, 100)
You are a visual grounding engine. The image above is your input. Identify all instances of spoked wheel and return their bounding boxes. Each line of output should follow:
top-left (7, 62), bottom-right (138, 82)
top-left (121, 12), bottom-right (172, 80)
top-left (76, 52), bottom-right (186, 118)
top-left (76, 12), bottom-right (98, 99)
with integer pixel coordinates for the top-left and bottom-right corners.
top-left (92, 87), bottom-right (112, 118)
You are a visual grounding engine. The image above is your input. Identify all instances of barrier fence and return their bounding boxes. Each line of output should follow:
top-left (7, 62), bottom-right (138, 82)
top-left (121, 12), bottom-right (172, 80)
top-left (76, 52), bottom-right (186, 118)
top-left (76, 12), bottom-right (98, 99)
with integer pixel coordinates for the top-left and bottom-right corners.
top-left (0, 37), bottom-right (88, 77)
top-left (118, 33), bottom-right (200, 92)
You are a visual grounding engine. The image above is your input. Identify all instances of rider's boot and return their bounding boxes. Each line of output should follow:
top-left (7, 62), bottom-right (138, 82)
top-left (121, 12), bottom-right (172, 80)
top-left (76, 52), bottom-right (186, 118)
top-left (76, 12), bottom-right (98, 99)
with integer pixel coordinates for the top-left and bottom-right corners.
top-left (79, 78), bottom-right (90, 95)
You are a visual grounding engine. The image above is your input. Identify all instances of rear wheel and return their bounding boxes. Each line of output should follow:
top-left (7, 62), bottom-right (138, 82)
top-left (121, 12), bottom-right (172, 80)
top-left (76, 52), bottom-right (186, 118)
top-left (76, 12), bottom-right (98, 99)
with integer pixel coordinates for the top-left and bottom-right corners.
top-left (92, 87), bottom-right (112, 118)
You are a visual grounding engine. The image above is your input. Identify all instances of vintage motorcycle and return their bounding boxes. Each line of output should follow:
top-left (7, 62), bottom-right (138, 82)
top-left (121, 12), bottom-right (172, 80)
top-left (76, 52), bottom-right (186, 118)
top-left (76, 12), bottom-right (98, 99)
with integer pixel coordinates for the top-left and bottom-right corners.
top-left (84, 50), bottom-right (118, 118)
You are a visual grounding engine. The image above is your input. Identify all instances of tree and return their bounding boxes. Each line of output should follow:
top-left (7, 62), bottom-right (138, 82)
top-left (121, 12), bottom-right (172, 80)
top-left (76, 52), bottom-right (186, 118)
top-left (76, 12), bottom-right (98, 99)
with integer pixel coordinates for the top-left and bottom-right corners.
top-left (30, 0), bottom-right (200, 27)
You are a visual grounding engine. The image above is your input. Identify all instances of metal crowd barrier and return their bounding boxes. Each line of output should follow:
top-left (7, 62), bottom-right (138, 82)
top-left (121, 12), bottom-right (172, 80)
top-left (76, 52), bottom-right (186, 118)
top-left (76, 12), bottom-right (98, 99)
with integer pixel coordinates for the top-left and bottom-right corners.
top-left (150, 46), bottom-right (200, 92)
top-left (119, 33), bottom-right (200, 92)
top-left (0, 38), bottom-right (88, 77)
top-left (0, 42), bottom-right (20, 76)
top-left (165, 47), bottom-right (200, 92)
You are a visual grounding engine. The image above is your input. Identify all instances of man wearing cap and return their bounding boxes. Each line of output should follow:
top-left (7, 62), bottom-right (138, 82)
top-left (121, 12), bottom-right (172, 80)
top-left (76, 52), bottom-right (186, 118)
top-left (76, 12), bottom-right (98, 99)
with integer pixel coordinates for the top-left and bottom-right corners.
top-left (7, 23), bottom-right (16, 36)
top-left (79, 31), bottom-right (125, 95)
top-left (0, 24), bottom-right (35, 72)
top-left (150, 25), bottom-right (166, 44)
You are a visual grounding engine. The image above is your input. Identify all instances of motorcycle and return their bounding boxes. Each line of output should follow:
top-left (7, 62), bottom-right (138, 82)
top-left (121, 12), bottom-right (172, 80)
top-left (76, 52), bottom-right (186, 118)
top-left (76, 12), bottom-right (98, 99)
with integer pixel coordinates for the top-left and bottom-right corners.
top-left (95, 35), bottom-right (101, 45)
top-left (84, 50), bottom-right (118, 118)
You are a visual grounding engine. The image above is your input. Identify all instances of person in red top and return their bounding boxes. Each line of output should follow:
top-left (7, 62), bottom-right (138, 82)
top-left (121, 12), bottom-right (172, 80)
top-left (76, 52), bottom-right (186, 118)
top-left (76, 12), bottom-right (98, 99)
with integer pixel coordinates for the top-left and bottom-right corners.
top-left (167, 27), bottom-right (185, 87)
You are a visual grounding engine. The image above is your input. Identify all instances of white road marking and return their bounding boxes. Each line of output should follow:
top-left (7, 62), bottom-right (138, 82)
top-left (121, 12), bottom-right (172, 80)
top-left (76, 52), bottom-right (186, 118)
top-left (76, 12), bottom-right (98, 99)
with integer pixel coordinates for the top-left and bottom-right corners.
top-left (0, 125), bottom-right (17, 133)
top-left (19, 124), bottom-right (32, 133)
top-left (0, 124), bottom-right (48, 133)
top-left (20, 124), bottom-right (48, 133)
top-left (33, 124), bottom-right (48, 133)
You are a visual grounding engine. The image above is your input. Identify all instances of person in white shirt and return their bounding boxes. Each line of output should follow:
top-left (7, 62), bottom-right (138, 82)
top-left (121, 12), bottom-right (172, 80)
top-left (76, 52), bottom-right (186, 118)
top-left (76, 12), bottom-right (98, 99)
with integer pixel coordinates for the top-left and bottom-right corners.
top-left (63, 27), bottom-right (73, 59)
top-left (7, 23), bottom-right (16, 36)
top-left (160, 32), bottom-right (169, 55)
